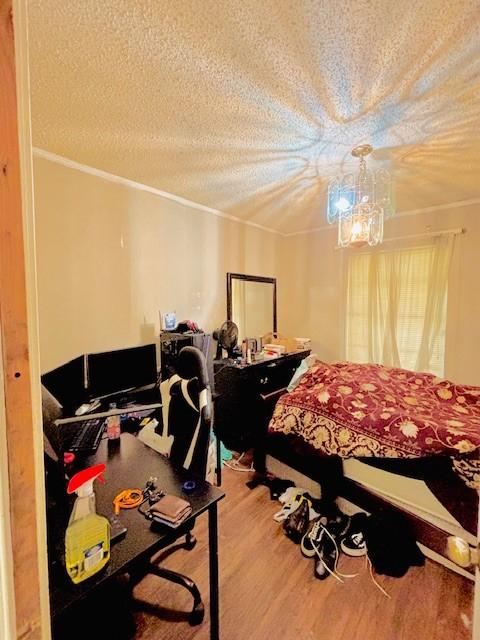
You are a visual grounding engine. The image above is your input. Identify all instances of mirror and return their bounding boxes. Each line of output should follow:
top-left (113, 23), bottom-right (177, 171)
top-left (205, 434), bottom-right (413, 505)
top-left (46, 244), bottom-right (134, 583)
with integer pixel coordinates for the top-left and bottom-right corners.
top-left (227, 273), bottom-right (277, 343)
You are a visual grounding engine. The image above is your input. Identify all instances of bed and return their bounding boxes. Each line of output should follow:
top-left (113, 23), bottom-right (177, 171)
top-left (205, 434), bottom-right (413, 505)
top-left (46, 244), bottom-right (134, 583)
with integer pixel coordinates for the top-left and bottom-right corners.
top-left (266, 361), bottom-right (479, 563)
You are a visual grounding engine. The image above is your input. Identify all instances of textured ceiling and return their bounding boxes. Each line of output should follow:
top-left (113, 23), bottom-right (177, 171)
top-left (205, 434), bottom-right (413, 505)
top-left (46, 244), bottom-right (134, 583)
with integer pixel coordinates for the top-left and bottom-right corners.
top-left (28, 0), bottom-right (480, 234)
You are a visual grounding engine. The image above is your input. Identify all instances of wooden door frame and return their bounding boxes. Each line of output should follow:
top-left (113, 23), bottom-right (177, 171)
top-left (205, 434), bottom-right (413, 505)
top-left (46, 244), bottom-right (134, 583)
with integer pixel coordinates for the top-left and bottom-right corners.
top-left (0, 344), bottom-right (16, 640)
top-left (1, 1), bottom-right (50, 638)
top-left (2, 2), bottom-right (479, 640)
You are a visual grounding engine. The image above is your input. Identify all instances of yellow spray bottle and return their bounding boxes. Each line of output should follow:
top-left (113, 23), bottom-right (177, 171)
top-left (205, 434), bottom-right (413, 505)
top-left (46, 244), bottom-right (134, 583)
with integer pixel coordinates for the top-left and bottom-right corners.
top-left (65, 463), bottom-right (110, 584)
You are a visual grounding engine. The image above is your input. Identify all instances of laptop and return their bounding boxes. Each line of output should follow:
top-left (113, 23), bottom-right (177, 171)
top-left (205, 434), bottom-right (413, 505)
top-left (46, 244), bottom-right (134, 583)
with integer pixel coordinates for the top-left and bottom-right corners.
top-left (42, 385), bottom-right (106, 456)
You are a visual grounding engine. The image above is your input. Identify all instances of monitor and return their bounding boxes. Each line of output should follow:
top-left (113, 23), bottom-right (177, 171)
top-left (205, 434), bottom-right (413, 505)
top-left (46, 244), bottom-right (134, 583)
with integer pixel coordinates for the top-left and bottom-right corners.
top-left (41, 355), bottom-right (87, 412)
top-left (41, 384), bottom-right (63, 459)
top-left (87, 344), bottom-right (158, 400)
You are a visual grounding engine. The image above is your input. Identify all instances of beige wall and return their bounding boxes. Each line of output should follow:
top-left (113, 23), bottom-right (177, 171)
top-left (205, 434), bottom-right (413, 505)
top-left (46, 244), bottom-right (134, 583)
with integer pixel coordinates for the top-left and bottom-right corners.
top-left (33, 156), bottom-right (281, 372)
top-left (278, 226), bottom-right (343, 363)
top-left (35, 156), bottom-right (480, 386)
top-left (279, 205), bottom-right (480, 386)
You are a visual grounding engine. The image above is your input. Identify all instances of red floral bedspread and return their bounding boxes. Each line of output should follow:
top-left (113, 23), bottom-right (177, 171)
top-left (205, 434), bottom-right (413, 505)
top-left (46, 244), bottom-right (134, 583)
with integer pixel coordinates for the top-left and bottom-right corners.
top-left (269, 361), bottom-right (480, 488)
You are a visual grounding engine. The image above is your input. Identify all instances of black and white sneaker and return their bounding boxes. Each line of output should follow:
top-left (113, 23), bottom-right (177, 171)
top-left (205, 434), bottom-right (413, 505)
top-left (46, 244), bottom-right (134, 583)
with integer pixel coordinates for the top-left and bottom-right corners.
top-left (340, 512), bottom-right (368, 556)
top-left (312, 516), bottom-right (349, 580)
top-left (314, 534), bottom-right (337, 580)
top-left (300, 516), bottom-right (327, 558)
top-left (327, 513), bottom-right (351, 539)
top-left (341, 531), bottom-right (367, 557)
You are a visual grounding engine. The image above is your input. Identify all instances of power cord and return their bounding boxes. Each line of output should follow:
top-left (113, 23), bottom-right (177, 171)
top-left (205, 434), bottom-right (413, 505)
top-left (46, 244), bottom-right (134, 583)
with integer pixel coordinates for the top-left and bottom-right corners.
top-left (224, 452), bottom-right (254, 473)
top-left (113, 477), bottom-right (164, 517)
top-left (113, 489), bottom-right (144, 515)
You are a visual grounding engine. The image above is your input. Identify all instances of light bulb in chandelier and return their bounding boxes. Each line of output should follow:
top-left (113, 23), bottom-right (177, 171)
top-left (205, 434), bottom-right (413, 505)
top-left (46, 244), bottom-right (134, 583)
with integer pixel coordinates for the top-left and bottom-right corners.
top-left (327, 145), bottom-right (394, 248)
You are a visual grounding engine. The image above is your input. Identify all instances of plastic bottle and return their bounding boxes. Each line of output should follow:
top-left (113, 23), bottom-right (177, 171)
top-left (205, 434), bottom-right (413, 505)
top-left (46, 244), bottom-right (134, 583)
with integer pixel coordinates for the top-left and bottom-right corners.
top-left (65, 463), bottom-right (110, 584)
top-left (106, 402), bottom-right (121, 440)
top-left (241, 339), bottom-right (247, 364)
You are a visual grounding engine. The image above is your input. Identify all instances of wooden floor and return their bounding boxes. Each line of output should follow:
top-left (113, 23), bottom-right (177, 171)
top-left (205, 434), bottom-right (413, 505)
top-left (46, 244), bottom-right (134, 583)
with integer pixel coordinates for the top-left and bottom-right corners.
top-left (133, 468), bottom-right (473, 640)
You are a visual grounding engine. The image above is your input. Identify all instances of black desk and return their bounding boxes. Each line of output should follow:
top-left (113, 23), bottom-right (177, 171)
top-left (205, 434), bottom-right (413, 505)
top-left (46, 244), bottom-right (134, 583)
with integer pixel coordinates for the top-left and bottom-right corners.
top-left (48, 433), bottom-right (225, 639)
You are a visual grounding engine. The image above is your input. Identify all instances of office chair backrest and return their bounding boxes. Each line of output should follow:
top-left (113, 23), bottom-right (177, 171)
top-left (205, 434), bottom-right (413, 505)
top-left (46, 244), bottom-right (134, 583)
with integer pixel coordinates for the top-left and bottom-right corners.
top-left (167, 347), bottom-right (212, 479)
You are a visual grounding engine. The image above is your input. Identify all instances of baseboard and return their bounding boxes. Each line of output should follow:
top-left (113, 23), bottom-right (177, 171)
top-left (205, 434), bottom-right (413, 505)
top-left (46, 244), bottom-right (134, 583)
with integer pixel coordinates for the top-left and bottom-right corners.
top-left (341, 476), bottom-right (475, 578)
top-left (342, 459), bottom-right (476, 540)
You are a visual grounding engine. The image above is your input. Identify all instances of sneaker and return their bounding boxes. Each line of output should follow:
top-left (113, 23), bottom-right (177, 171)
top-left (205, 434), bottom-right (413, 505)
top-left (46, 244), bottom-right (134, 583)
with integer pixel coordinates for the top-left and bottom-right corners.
top-left (312, 514), bottom-right (350, 580)
top-left (314, 535), bottom-right (337, 580)
top-left (341, 531), bottom-right (367, 557)
top-left (327, 513), bottom-right (351, 539)
top-left (340, 512), bottom-right (368, 557)
top-left (300, 516), bottom-right (327, 558)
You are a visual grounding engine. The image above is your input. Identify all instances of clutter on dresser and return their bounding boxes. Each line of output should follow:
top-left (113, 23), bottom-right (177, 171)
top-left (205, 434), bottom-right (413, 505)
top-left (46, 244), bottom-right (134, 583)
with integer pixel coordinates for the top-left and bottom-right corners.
top-left (212, 325), bottom-right (311, 368)
top-left (262, 343), bottom-right (285, 357)
top-left (261, 332), bottom-right (298, 354)
top-left (261, 332), bottom-right (311, 355)
top-left (295, 337), bottom-right (311, 350)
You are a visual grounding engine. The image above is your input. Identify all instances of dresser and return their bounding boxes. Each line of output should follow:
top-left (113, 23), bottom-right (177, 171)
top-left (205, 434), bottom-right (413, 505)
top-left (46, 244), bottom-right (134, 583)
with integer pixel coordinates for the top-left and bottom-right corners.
top-left (213, 350), bottom-right (310, 471)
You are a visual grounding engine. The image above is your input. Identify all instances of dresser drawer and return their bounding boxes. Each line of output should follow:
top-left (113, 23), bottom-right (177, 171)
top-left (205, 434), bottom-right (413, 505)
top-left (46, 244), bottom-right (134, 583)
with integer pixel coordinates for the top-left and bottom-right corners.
top-left (213, 351), bottom-right (310, 453)
top-left (252, 358), bottom-right (300, 394)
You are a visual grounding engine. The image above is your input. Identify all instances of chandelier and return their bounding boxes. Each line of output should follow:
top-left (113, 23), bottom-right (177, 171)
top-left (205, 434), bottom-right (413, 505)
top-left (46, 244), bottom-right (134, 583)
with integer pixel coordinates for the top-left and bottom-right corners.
top-left (327, 144), bottom-right (394, 248)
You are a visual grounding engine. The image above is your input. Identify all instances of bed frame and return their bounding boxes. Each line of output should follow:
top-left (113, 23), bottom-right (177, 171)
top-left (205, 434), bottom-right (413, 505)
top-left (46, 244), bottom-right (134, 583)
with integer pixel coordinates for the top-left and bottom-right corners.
top-left (253, 388), bottom-right (478, 575)
top-left (265, 431), bottom-right (478, 574)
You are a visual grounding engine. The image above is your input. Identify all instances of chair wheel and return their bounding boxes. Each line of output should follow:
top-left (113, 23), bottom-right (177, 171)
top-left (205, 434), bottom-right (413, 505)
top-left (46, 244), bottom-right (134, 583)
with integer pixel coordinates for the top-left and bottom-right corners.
top-left (189, 602), bottom-right (205, 625)
top-left (185, 534), bottom-right (197, 550)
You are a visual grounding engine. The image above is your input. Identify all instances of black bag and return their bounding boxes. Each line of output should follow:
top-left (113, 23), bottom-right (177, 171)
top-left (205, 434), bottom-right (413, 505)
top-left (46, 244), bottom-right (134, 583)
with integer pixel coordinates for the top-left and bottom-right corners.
top-left (283, 499), bottom-right (310, 544)
top-left (364, 509), bottom-right (424, 577)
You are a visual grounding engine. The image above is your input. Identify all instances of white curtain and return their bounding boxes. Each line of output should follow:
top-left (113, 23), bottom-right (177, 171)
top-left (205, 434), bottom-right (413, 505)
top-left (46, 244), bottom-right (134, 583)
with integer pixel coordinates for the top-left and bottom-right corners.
top-left (346, 234), bottom-right (454, 376)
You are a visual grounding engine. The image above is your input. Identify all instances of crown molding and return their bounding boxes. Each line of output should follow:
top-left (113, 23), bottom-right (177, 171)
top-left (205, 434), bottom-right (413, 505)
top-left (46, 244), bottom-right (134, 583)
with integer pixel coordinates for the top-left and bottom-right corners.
top-left (283, 198), bottom-right (480, 237)
top-left (33, 148), bottom-right (480, 239)
top-left (32, 147), bottom-right (283, 236)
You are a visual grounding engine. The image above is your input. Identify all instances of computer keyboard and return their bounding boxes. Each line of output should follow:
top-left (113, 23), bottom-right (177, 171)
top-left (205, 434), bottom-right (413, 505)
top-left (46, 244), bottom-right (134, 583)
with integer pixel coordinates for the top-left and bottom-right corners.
top-left (60, 418), bottom-right (106, 454)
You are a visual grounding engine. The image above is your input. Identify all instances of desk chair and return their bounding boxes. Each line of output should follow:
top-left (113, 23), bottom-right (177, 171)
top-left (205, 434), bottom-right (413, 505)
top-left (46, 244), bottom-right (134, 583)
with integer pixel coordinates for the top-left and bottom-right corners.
top-left (130, 346), bottom-right (212, 626)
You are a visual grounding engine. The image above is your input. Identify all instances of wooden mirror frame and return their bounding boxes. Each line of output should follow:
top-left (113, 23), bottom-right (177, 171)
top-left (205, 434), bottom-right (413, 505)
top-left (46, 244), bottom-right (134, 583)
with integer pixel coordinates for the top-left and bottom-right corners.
top-left (226, 272), bottom-right (277, 334)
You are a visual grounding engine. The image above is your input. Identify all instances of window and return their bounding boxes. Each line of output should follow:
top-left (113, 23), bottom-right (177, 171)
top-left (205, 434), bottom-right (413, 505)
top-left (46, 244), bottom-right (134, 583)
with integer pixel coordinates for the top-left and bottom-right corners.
top-left (345, 242), bottom-right (450, 377)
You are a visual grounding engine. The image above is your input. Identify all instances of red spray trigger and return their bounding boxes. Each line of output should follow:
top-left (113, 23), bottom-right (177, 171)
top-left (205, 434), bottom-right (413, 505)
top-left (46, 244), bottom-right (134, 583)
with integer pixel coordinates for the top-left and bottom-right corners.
top-left (67, 463), bottom-right (106, 495)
